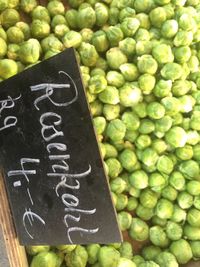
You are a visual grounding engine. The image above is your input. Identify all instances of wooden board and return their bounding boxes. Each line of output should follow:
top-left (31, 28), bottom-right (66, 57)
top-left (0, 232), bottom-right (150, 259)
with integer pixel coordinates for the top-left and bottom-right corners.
top-left (0, 172), bottom-right (29, 267)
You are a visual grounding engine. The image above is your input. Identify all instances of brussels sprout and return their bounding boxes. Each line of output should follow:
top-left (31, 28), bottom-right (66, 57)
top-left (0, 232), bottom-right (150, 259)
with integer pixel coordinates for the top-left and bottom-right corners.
top-left (103, 104), bottom-right (120, 121)
top-left (129, 218), bottom-right (149, 241)
top-left (155, 198), bottom-right (173, 219)
top-left (187, 208), bottom-right (200, 227)
top-left (132, 255), bottom-right (145, 266)
top-left (7, 43), bottom-right (20, 60)
top-left (117, 211), bottom-right (132, 231)
top-left (41, 35), bottom-right (63, 53)
top-left (151, 216), bottom-right (167, 227)
top-left (149, 226), bottom-right (169, 248)
top-left (179, 159), bottom-right (200, 179)
top-left (31, 6), bottom-right (50, 23)
top-left (119, 38), bottom-right (136, 57)
top-left (137, 55), bottom-right (158, 75)
top-left (0, 0), bottom-right (8, 11)
top-left (170, 239), bottom-right (192, 264)
top-left (86, 244), bottom-right (100, 265)
top-left (165, 221), bottom-right (183, 241)
top-left (139, 189), bottom-right (158, 209)
top-left (65, 245), bottom-right (88, 267)
top-left (149, 7), bottom-right (166, 28)
top-left (122, 112), bottom-right (140, 131)
top-left (161, 185), bottom-right (177, 201)
top-left (51, 14), bottom-right (67, 29)
top-left (152, 44), bottom-right (174, 64)
top-left (156, 155), bottom-right (174, 175)
top-left (120, 18), bottom-right (140, 37)
top-left (127, 196), bottom-right (138, 211)
top-left (106, 26), bottom-right (124, 47)
top-left (174, 46), bottom-right (191, 64)
top-left (108, 7), bottom-right (119, 26)
top-left (190, 241), bottom-right (200, 258)
top-left (65, 9), bottom-right (78, 29)
top-left (146, 102), bottom-right (165, 120)
top-left (165, 126), bottom-right (187, 148)
top-left (119, 83), bottom-right (142, 107)
top-left (142, 246), bottom-right (161, 261)
top-left (174, 30), bottom-right (193, 47)
top-left (119, 241), bottom-right (133, 259)
top-left (119, 63), bottom-right (139, 82)
top-left (56, 244), bottom-right (76, 253)
top-left (79, 28), bottom-right (93, 43)
top-left (62, 30), bottom-right (82, 48)
top-left (98, 246), bottom-right (120, 267)
top-left (138, 74), bottom-right (155, 95)
top-left (79, 42), bottom-right (99, 67)
top-left (119, 149), bottom-right (137, 172)
top-left (190, 111), bottom-right (200, 130)
top-left (91, 30), bottom-right (109, 52)
top-left (186, 180), bottom-right (200, 196)
top-left (98, 86), bottom-right (119, 104)
top-left (0, 59), bottom-right (18, 79)
top-left (141, 148), bottom-right (159, 167)
top-left (133, 102), bottom-right (147, 118)
top-left (68, 0), bottom-right (84, 8)
top-left (117, 258), bottom-right (136, 267)
top-left (95, 3), bottom-right (108, 26)
top-left (47, 0), bottom-right (65, 17)
top-left (119, 7), bottom-right (135, 23)
top-left (110, 177), bottom-right (126, 194)
top-left (0, 37), bottom-right (7, 58)
top-left (77, 6), bottom-right (96, 29)
top-left (31, 20), bottom-right (50, 39)
top-left (138, 119), bottom-right (154, 135)
top-left (134, 0), bottom-right (153, 13)
top-left (31, 251), bottom-right (62, 267)
top-left (129, 170), bottom-right (148, 189)
top-left (161, 19), bottom-right (179, 38)
top-left (93, 116), bottom-right (106, 135)
top-left (106, 47), bottom-right (127, 70)
top-left (26, 246), bottom-right (50, 256)
top-left (106, 157), bottom-right (122, 179)
top-left (161, 62), bottom-right (183, 81)
top-left (155, 252), bottom-right (178, 267)
top-left (20, 0), bottom-right (37, 13)
top-left (106, 119), bottom-right (126, 142)
top-left (106, 71), bottom-right (124, 88)
top-left (153, 79), bottom-right (172, 98)
top-left (88, 75), bottom-right (107, 95)
top-left (136, 204), bottom-right (154, 220)
top-left (0, 8), bottom-right (20, 29)
top-left (177, 191), bottom-right (193, 209)
top-left (18, 39), bottom-right (40, 64)
top-left (135, 134), bottom-right (151, 149)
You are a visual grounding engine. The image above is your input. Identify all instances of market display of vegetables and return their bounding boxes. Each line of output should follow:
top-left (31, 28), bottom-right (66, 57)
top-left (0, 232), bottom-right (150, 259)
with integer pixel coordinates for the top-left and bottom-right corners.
top-left (2, 0), bottom-right (200, 266)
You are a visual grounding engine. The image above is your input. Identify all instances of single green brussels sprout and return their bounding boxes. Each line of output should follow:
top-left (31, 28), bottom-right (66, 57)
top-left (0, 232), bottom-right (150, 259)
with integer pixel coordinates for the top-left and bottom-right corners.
top-left (186, 180), bottom-right (200, 196)
top-left (174, 46), bottom-right (191, 64)
top-left (62, 31), bottom-right (82, 48)
top-left (117, 257), bottom-right (136, 267)
top-left (117, 211), bottom-right (132, 231)
top-left (65, 9), bottom-right (78, 29)
top-left (153, 79), bottom-right (172, 98)
top-left (0, 0), bottom-right (8, 11)
top-left (155, 252), bottom-right (178, 267)
top-left (98, 86), bottom-right (119, 105)
top-left (174, 30), bottom-right (193, 47)
top-left (98, 246), bottom-right (120, 267)
top-left (77, 6), bottom-right (96, 29)
top-left (0, 37), bottom-right (7, 58)
top-left (7, 43), bottom-right (20, 60)
top-left (86, 244), bottom-right (100, 265)
top-left (165, 221), bottom-right (183, 241)
top-left (155, 198), bottom-right (174, 219)
top-left (146, 102), bottom-right (165, 120)
top-left (26, 246), bottom-right (50, 256)
top-left (165, 126), bottom-right (187, 148)
top-left (184, 223), bottom-right (200, 241)
top-left (133, 0), bottom-right (153, 13)
top-left (135, 134), bottom-right (151, 149)
top-left (0, 59), bottom-right (18, 79)
top-left (79, 42), bottom-right (99, 67)
top-left (65, 245), bottom-right (88, 267)
top-left (172, 80), bottom-right (191, 97)
top-left (18, 39), bottom-right (40, 64)
top-left (91, 30), bottom-right (109, 53)
top-left (0, 26), bottom-right (7, 41)
top-left (139, 189), bottom-right (158, 209)
top-left (44, 50), bottom-right (59, 60)
top-left (41, 35), bottom-right (63, 53)
top-left (31, 251), bottom-right (62, 267)
top-left (161, 185), bottom-right (178, 201)
top-left (127, 196), bottom-right (138, 211)
top-left (137, 55), bottom-right (158, 75)
top-left (129, 170), bottom-right (148, 189)
top-left (7, 0), bottom-right (19, 8)
top-left (105, 26), bottom-right (124, 47)
top-left (133, 102), bottom-right (147, 118)
top-left (141, 148), bottom-right (159, 167)
top-left (135, 40), bottom-right (152, 56)
top-left (135, 29), bottom-right (150, 42)
top-left (151, 216), bottom-right (167, 227)
top-left (108, 7), bottom-right (119, 26)
top-left (190, 111), bottom-right (200, 130)
top-left (106, 157), bottom-right (122, 179)
top-left (119, 63), bottom-right (139, 82)
top-left (110, 177), bottom-right (126, 194)
top-left (106, 71), bottom-right (124, 88)
top-left (170, 239), bottom-right (192, 264)
top-left (119, 7), bottom-right (135, 23)
top-left (122, 111), bottom-right (140, 131)
top-left (20, 0), bottom-right (37, 13)
top-left (156, 155), bottom-right (174, 175)
top-left (15, 22), bottom-right (30, 41)
top-left (138, 74), bottom-right (155, 95)
top-left (119, 241), bottom-right (133, 260)
top-left (161, 19), bottom-right (179, 38)
top-left (171, 204), bottom-right (187, 223)
top-left (119, 83), bottom-right (142, 107)
top-left (129, 218), bottom-right (149, 241)
top-left (193, 143), bottom-right (200, 161)
top-left (187, 208), bottom-right (200, 227)
top-left (120, 18), bottom-right (140, 38)
top-left (161, 97), bottom-right (181, 116)
top-left (151, 139), bottom-right (167, 154)
top-left (93, 116), bottom-right (106, 135)
top-left (31, 6), bottom-right (50, 23)
top-left (152, 44), bottom-right (174, 64)
top-left (179, 160), bottom-right (200, 180)
top-left (177, 191), bottom-right (193, 209)
top-left (155, 116), bottom-right (173, 135)
top-left (103, 104), bottom-right (120, 121)
top-left (106, 47), bottom-right (127, 70)
top-left (79, 28), bottom-right (93, 43)
top-left (51, 14), bottom-right (67, 29)
top-left (149, 226), bottom-right (169, 248)
top-left (149, 7), bottom-right (166, 28)
top-left (95, 3), bottom-right (108, 26)
top-left (47, 0), bottom-right (65, 17)
top-left (179, 95), bottom-right (195, 113)
top-left (56, 244), bottom-right (76, 253)
top-left (161, 62), bottom-right (183, 81)
top-left (136, 204), bottom-right (154, 220)
top-left (0, 8), bottom-right (20, 29)
top-left (142, 246), bottom-right (161, 261)
top-left (89, 75), bottom-right (107, 94)
top-left (187, 55), bottom-right (199, 72)
top-left (31, 20), bottom-right (50, 39)
top-left (132, 255), bottom-right (145, 266)
top-left (106, 119), bottom-right (126, 142)
top-left (119, 38), bottom-right (136, 57)
top-left (90, 68), bottom-right (105, 77)
top-left (119, 149), bottom-right (137, 172)
top-left (175, 145), bottom-right (193, 161)
top-left (138, 119), bottom-right (155, 135)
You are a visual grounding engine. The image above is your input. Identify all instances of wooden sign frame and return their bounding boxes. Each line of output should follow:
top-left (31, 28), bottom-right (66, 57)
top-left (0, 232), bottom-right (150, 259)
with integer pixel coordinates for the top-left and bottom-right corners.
top-left (0, 172), bottom-right (28, 267)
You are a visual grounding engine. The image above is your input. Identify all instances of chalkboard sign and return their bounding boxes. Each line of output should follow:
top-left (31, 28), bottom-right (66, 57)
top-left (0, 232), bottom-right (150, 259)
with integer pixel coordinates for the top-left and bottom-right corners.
top-left (0, 48), bottom-right (122, 245)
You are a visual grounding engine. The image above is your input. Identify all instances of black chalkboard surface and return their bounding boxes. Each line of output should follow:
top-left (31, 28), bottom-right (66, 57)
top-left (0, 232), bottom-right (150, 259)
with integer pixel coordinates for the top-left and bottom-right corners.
top-left (0, 48), bottom-right (122, 245)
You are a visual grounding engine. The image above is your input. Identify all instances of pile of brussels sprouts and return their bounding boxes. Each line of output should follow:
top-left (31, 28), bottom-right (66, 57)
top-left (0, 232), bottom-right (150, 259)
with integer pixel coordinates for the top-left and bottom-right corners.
top-left (2, 0), bottom-right (200, 266)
